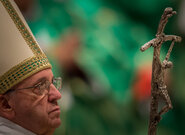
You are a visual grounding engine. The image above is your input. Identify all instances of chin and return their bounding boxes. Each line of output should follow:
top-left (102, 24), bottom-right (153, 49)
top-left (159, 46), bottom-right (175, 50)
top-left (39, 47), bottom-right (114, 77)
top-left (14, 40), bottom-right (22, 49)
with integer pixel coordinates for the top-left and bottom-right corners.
top-left (51, 118), bottom-right (61, 128)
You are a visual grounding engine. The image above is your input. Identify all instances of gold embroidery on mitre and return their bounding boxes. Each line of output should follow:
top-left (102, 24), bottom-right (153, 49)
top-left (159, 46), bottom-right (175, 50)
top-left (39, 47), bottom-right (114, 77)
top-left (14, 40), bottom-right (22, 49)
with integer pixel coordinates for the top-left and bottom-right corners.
top-left (0, 55), bottom-right (51, 94)
top-left (0, 0), bottom-right (52, 94)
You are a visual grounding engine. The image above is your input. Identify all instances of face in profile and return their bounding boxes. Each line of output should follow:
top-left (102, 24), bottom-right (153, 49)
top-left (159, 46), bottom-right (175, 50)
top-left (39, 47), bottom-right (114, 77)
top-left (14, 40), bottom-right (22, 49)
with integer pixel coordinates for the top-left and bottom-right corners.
top-left (7, 69), bottom-right (62, 134)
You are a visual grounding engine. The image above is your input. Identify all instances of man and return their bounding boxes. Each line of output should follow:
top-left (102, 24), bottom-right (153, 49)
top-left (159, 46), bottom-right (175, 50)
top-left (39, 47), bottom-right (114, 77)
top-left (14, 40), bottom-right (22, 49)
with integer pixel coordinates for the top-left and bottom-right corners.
top-left (0, 0), bottom-right (62, 134)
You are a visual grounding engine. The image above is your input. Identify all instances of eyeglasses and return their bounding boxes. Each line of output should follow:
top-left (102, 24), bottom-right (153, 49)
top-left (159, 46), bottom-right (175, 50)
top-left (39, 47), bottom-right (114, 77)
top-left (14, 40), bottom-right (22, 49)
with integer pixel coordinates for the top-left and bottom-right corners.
top-left (7, 77), bottom-right (62, 96)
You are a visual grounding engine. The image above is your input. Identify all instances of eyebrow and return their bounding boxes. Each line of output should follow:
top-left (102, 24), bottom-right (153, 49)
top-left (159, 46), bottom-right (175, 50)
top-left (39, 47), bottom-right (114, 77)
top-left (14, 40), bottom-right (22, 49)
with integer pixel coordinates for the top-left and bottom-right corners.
top-left (33, 76), bottom-right (54, 86)
top-left (33, 77), bottom-right (47, 86)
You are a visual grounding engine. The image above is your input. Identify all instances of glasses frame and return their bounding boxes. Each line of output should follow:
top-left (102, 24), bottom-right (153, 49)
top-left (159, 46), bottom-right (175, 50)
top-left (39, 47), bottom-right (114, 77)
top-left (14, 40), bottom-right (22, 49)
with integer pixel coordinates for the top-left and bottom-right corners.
top-left (5, 77), bottom-right (62, 96)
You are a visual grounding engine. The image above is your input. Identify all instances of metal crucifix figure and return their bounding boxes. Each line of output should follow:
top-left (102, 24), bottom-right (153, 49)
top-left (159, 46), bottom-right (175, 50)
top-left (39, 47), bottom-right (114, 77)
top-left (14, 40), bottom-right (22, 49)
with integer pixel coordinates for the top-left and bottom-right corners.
top-left (140, 7), bottom-right (182, 135)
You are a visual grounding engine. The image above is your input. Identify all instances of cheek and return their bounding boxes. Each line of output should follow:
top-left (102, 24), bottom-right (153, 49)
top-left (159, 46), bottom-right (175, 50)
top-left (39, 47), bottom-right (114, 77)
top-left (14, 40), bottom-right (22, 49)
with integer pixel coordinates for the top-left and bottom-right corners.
top-left (13, 95), bottom-right (49, 117)
top-left (32, 96), bottom-right (49, 114)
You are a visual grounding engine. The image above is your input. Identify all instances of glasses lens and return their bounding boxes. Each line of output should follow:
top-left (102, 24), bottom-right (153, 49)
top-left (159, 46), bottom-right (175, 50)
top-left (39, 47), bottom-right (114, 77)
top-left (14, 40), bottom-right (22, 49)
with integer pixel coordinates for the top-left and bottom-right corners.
top-left (33, 81), bottom-right (48, 95)
top-left (53, 77), bottom-right (62, 91)
top-left (32, 87), bottom-right (43, 96)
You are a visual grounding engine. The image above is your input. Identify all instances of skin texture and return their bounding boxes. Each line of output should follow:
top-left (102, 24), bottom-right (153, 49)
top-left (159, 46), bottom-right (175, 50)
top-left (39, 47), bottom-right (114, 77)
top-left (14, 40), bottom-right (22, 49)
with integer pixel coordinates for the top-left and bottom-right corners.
top-left (0, 69), bottom-right (62, 135)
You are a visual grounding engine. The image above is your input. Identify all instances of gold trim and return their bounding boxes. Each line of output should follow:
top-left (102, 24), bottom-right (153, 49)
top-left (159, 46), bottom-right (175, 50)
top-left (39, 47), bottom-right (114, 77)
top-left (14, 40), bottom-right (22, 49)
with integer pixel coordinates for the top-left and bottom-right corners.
top-left (0, 55), bottom-right (52, 94)
top-left (0, 0), bottom-right (42, 55)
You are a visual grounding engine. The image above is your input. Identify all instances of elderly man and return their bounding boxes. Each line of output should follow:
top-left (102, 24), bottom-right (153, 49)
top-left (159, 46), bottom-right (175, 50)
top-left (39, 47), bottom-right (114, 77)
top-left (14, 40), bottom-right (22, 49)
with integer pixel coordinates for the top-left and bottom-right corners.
top-left (0, 0), bottom-right (62, 135)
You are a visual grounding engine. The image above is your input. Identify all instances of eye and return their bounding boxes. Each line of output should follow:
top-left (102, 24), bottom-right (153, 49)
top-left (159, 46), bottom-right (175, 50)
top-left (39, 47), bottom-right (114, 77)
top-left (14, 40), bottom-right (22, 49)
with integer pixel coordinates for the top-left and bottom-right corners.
top-left (35, 82), bottom-right (44, 89)
top-left (33, 81), bottom-right (46, 95)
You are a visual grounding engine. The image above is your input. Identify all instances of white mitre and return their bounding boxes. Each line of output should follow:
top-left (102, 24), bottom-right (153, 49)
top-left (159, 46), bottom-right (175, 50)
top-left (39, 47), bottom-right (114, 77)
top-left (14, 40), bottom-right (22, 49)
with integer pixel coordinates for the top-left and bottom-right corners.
top-left (0, 0), bottom-right (52, 94)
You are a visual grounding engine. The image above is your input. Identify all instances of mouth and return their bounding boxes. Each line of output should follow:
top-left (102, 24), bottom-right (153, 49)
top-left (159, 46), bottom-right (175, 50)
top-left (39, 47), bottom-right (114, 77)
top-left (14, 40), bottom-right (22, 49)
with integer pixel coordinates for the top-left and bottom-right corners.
top-left (48, 106), bottom-right (60, 115)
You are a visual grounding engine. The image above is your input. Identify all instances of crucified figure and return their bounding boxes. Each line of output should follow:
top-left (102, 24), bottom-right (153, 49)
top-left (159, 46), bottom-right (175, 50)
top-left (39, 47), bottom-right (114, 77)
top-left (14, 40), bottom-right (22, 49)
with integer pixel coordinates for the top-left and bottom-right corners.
top-left (140, 7), bottom-right (182, 135)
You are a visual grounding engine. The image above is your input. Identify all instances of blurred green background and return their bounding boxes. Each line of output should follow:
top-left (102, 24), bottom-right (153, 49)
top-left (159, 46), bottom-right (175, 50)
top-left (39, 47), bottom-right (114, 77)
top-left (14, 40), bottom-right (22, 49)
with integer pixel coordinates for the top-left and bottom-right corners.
top-left (15, 0), bottom-right (185, 134)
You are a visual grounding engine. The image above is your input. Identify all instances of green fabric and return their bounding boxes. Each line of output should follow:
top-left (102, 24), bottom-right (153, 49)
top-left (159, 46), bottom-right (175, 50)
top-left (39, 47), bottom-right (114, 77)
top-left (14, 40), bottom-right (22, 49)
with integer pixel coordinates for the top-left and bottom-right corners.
top-left (27, 0), bottom-right (182, 135)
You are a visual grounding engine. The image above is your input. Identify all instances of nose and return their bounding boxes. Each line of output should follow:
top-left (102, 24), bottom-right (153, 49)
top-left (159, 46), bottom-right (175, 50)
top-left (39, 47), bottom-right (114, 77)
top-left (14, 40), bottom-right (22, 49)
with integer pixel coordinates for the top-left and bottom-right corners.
top-left (48, 84), bottom-right (62, 102)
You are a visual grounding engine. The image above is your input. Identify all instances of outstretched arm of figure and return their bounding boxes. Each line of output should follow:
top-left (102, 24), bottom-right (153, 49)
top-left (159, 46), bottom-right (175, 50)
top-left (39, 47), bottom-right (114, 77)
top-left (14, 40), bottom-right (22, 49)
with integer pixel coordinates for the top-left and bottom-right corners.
top-left (140, 38), bottom-right (158, 52)
top-left (162, 36), bottom-right (182, 68)
top-left (156, 8), bottom-right (176, 36)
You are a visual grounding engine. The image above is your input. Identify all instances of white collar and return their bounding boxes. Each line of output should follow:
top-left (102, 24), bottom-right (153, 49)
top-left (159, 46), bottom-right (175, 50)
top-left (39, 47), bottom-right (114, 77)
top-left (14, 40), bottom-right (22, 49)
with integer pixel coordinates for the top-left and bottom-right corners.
top-left (0, 116), bottom-right (36, 135)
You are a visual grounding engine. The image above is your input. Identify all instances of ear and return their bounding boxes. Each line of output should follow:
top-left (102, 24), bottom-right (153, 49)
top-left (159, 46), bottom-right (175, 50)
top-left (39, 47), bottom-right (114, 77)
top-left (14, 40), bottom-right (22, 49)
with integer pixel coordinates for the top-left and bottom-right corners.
top-left (0, 95), bottom-right (15, 119)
